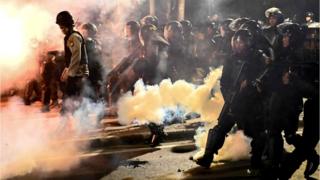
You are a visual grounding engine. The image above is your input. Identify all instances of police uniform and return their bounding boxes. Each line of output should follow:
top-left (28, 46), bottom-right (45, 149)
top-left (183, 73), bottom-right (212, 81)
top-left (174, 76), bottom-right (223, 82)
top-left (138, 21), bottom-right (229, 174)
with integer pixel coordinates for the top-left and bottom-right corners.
top-left (63, 31), bottom-right (89, 97)
top-left (196, 30), bottom-right (268, 169)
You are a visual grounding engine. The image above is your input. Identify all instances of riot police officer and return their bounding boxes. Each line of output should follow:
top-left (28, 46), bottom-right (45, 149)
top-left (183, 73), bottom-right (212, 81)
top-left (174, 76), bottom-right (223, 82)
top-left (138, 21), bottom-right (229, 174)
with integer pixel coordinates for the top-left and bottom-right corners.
top-left (133, 24), bottom-right (169, 85)
top-left (265, 23), bottom-right (309, 178)
top-left (263, 7), bottom-right (284, 49)
top-left (56, 11), bottom-right (89, 114)
top-left (164, 21), bottom-right (187, 81)
top-left (240, 20), bottom-right (274, 62)
top-left (124, 21), bottom-right (141, 56)
top-left (195, 30), bottom-right (267, 169)
top-left (81, 22), bottom-right (105, 101)
top-left (180, 20), bottom-right (196, 59)
top-left (106, 21), bottom-right (142, 104)
top-left (213, 19), bottom-right (234, 67)
top-left (41, 51), bottom-right (60, 112)
top-left (305, 12), bottom-right (315, 26)
top-left (193, 24), bottom-right (217, 74)
top-left (270, 23), bottom-right (320, 179)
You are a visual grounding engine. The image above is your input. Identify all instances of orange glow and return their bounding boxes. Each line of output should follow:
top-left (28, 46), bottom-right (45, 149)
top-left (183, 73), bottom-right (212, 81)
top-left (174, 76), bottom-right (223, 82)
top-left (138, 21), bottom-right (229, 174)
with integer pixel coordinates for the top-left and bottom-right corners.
top-left (0, 8), bottom-right (25, 67)
top-left (0, 4), bottom-right (61, 92)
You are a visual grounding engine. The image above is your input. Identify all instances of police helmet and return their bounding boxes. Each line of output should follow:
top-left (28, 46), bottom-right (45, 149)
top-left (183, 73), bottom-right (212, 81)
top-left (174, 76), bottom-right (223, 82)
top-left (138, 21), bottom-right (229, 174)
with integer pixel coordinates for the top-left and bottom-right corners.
top-left (231, 29), bottom-right (254, 53)
top-left (240, 20), bottom-right (262, 35)
top-left (140, 15), bottom-right (159, 27)
top-left (56, 11), bottom-right (74, 27)
top-left (165, 21), bottom-right (183, 34)
top-left (265, 7), bottom-right (284, 24)
top-left (180, 20), bottom-right (193, 34)
top-left (306, 12), bottom-right (314, 18)
top-left (278, 22), bottom-right (305, 48)
top-left (81, 23), bottom-right (98, 36)
top-left (140, 24), bottom-right (158, 43)
top-left (229, 17), bottom-right (250, 32)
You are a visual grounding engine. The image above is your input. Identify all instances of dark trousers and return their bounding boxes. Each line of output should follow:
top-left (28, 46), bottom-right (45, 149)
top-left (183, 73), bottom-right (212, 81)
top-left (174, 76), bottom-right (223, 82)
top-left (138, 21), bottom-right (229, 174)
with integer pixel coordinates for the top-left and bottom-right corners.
top-left (61, 76), bottom-right (84, 115)
top-left (279, 97), bottom-right (319, 179)
top-left (266, 85), bottom-right (303, 167)
top-left (43, 80), bottom-right (58, 106)
top-left (204, 87), bottom-right (266, 166)
top-left (65, 76), bottom-right (83, 97)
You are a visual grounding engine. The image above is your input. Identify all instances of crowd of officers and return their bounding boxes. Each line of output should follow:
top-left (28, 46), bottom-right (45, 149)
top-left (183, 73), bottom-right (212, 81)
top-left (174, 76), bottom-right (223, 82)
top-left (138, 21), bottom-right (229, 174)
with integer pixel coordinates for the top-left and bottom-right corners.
top-left (21, 7), bottom-right (318, 179)
top-left (193, 8), bottom-right (319, 179)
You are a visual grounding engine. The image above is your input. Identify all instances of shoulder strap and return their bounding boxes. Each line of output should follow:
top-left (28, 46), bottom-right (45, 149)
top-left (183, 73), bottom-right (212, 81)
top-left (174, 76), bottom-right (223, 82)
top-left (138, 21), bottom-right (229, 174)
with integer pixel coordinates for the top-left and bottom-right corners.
top-left (70, 31), bottom-right (86, 45)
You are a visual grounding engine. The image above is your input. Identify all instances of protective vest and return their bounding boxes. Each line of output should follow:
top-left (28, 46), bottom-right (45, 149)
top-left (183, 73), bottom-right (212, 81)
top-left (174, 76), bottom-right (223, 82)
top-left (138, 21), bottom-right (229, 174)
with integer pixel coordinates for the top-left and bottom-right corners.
top-left (64, 31), bottom-right (88, 68)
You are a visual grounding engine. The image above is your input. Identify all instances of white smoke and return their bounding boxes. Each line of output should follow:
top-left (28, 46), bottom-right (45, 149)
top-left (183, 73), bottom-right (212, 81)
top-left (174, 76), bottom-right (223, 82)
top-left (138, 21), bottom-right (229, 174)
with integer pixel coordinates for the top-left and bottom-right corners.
top-left (0, 3), bottom-right (62, 93)
top-left (116, 66), bottom-right (252, 163)
top-left (0, 97), bottom-right (105, 179)
top-left (117, 67), bottom-right (224, 125)
top-left (0, 1), bottom-right (149, 177)
top-left (193, 129), bottom-right (252, 162)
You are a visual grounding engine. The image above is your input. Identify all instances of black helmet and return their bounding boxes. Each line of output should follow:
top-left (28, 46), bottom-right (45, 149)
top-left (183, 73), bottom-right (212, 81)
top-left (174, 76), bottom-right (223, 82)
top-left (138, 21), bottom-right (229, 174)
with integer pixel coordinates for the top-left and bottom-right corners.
top-left (229, 18), bottom-right (250, 32)
top-left (164, 21), bottom-right (184, 42)
top-left (306, 12), bottom-right (314, 18)
top-left (81, 23), bottom-right (98, 36)
top-left (277, 22), bottom-right (305, 48)
top-left (277, 22), bottom-right (302, 37)
top-left (180, 20), bottom-right (193, 34)
top-left (139, 24), bottom-right (168, 47)
top-left (240, 20), bottom-right (262, 36)
top-left (140, 24), bottom-right (158, 43)
top-left (231, 29), bottom-right (254, 54)
top-left (140, 15), bottom-right (159, 27)
top-left (56, 11), bottom-right (74, 27)
top-left (165, 21), bottom-right (183, 34)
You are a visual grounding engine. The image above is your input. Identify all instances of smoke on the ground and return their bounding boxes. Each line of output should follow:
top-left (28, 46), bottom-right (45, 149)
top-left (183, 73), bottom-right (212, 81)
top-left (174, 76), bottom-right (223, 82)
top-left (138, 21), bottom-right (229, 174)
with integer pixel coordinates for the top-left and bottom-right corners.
top-left (117, 66), bottom-right (252, 162)
top-left (117, 67), bottom-right (224, 125)
top-left (0, 97), bottom-right (104, 179)
top-left (193, 129), bottom-right (252, 162)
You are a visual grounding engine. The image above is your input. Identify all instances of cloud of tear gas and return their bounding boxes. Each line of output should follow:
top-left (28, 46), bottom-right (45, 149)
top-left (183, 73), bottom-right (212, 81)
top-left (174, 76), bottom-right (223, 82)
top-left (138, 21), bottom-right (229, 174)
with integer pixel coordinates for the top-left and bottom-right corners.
top-left (0, 3), bottom-right (61, 93)
top-left (115, 64), bottom-right (251, 162)
top-left (0, 97), bottom-right (104, 179)
top-left (117, 67), bottom-right (224, 125)
top-left (76, 0), bottom-right (148, 68)
top-left (193, 129), bottom-right (252, 162)
top-left (0, 0), bottom-right (147, 93)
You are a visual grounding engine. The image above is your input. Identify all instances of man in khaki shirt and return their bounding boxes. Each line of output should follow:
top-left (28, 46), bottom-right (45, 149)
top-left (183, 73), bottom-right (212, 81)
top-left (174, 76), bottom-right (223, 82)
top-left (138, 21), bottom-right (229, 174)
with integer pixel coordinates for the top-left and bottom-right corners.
top-left (56, 11), bottom-right (89, 114)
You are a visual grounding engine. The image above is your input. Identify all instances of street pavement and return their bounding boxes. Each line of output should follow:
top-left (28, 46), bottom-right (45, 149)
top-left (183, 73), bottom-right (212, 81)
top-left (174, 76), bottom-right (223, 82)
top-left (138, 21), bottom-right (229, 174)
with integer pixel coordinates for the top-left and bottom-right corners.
top-left (1, 99), bottom-right (319, 180)
top-left (102, 140), bottom-right (319, 180)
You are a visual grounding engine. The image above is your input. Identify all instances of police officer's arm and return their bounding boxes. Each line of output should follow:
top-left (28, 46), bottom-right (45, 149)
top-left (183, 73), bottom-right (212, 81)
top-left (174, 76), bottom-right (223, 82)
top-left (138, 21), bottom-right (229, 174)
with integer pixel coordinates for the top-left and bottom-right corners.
top-left (67, 33), bottom-right (82, 77)
top-left (220, 57), bottom-right (233, 99)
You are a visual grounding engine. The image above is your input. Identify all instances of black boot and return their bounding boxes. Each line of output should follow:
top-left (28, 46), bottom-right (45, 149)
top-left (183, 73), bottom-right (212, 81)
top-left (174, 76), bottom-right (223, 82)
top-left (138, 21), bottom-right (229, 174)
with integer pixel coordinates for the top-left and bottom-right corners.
top-left (195, 127), bottom-right (226, 168)
top-left (304, 151), bottom-right (319, 178)
top-left (250, 133), bottom-right (266, 169)
top-left (195, 153), bottom-right (213, 168)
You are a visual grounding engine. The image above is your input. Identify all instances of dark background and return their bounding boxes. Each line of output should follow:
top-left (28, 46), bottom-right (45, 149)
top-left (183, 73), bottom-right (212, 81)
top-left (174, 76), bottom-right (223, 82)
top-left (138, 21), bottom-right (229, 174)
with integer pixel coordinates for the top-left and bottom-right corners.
top-left (185, 0), bottom-right (319, 24)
